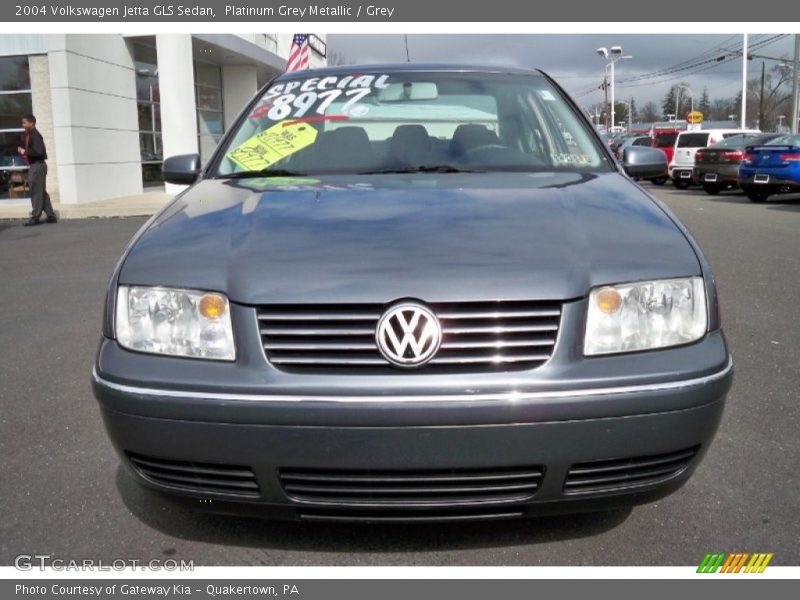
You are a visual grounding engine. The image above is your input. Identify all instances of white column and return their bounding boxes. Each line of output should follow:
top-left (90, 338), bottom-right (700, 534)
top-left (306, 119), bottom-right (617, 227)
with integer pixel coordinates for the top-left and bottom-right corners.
top-left (156, 34), bottom-right (198, 194)
top-left (222, 64), bottom-right (258, 128)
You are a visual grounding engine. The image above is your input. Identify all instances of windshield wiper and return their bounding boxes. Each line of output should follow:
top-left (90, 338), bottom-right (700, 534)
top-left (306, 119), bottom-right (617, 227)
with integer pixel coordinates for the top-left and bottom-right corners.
top-left (357, 165), bottom-right (484, 175)
top-left (217, 168), bottom-right (308, 179)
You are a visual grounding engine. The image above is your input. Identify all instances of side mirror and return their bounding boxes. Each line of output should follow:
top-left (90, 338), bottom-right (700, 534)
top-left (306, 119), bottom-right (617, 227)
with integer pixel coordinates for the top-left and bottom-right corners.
top-left (162, 154), bottom-right (201, 185)
top-left (621, 146), bottom-right (668, 180)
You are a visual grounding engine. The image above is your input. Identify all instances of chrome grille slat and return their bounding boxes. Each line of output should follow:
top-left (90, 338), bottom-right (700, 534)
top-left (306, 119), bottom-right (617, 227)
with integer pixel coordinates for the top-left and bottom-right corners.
top-left (265, 342), bottom-right (378, 351)
top-left (257, 300), bottom-right (561, 373)
top-left (438, 309), bottom-right (561, 319)
top-left (430, 353), bottom-right (552, 365)
top-left (260, 327), bottom-right (375, 336)
top-left (271, 355), bottom-right (387, 365)
top-left (443, 324), bottom-right (558, 334)
top-left (258, 312), bottom-right (381, 321)
top-left (440, 338), bottom-right (555, 349)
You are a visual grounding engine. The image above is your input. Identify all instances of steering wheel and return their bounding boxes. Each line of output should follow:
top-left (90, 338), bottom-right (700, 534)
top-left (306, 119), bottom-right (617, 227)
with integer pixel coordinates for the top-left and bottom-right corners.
top-left (458, 144), bottom-right (507, 161)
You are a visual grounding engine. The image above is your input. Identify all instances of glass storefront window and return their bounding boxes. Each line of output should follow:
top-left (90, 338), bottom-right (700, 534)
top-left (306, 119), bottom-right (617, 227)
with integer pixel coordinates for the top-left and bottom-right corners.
top-left (194, 61), bottom-right (223, 163)
top-left (194, 63), bottom-right (221, 89)
top-left (0, 56), bottom-right (31, 91)
top-left (263, 34), bottom-right (278, 54)
top-left (196, 86), bottom-right (222, 112)
top-left (134, 43), bottom-right (163, 188)
top-left (0, 93), bottom-right (33, 129)
top-left (0, 55), bottom-right (31, 201)
top-left (139, 132), bottom-right (162, 163)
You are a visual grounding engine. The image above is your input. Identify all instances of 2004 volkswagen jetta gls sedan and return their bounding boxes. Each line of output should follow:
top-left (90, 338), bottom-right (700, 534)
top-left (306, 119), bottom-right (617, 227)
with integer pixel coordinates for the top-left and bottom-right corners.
top-left (92, 64), bottom-right (733, 522)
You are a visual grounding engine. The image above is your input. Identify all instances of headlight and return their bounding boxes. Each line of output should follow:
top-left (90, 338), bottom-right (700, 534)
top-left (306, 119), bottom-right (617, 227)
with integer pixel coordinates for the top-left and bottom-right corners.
top-left (115, 286), bottom-right (235, 360)
top-left (584, 277), bottom-right (707, 356)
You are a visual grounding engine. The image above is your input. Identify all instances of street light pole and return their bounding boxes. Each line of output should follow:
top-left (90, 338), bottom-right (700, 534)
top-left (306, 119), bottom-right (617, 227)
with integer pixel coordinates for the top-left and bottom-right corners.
top-left (610, 59), bottom-right (616, 130)
top-left (621, 101), bottom-right (633, 133)
top-left (597, 46), bottom-right (632, 133)
top-left (741, 33), bottom-right (749, 130)
top-left (791, 34), bottom-right (799, 134)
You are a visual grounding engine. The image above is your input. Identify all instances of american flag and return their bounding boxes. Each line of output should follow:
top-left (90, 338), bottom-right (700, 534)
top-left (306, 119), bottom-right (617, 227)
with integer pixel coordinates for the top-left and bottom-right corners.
top-left (286, 34), bottom-right (310, 72)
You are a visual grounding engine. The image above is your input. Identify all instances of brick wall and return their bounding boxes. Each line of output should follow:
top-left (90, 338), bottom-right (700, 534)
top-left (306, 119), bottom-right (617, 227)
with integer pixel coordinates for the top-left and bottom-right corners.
top-left (29, 54), bottom-right (59, 204)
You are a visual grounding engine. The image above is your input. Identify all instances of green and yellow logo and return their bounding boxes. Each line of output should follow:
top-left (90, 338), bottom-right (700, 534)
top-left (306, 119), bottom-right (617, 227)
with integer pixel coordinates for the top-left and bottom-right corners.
top-left (697, 553), bottom-right (774, 573)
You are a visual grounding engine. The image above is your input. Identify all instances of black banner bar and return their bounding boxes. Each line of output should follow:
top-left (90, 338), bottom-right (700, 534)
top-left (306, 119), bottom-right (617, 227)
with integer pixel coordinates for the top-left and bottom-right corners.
top-left (3, 579), bottom-right (797, 600)
top-left (1, 0), bottom-right (799, 22)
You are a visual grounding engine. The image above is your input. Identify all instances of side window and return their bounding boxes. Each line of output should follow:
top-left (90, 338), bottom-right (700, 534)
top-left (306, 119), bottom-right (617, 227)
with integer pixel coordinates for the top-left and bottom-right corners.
top-left (525, 89), bottom-right (601, 168)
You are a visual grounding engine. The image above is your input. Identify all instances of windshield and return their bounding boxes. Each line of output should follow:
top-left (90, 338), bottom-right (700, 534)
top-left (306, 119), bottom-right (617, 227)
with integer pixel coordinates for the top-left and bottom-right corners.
top-left (212, 70), bottom-right (610, 177)
top-left (677, 133), bottom-right (710, 148)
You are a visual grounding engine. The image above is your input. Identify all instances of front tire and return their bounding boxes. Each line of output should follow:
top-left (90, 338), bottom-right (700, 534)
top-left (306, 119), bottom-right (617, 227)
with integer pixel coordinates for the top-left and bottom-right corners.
top-left (649, 176), bottom-right (667, 186)
top-left (673, 179), bottom-right (689, 189)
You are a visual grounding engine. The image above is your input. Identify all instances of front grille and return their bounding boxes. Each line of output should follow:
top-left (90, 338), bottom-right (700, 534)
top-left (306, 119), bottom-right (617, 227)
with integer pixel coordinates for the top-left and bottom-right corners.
top-left (563, 446), bottom-right (699, 495)
top-left (278, 465), bottom-right (544, 507)
top-left (257, 300), bottom-right (561, 372)
top-left (127, 453), bottom-right (260, 497)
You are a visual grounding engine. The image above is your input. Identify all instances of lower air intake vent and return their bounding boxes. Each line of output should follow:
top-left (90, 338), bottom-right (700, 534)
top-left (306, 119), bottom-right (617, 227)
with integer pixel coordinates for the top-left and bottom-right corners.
top-left (298, 507), bottom-right (526, 522)
top-left (564, 446), bottom-right (699, 494)
top-left (279, 465), bottom-right (544, 507)
top-left (127, 453), bottom-right (260, 497)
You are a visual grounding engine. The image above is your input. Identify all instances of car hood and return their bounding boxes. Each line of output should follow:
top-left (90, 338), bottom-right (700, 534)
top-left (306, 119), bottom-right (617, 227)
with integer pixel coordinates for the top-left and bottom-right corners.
top-left (119, 172), bottom-right (700, 304)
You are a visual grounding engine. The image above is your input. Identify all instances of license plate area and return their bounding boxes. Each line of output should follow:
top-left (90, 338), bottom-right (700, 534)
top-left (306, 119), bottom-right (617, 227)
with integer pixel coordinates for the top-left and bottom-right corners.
top-left (680, 170), bottom-right (692, 179)
top-left (704, 173), bottom-right (718, 182)
top-left (754, 174), bottom-right (770, 184)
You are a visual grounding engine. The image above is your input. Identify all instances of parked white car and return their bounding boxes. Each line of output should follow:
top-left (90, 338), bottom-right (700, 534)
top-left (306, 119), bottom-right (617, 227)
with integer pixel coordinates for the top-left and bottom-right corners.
top-left (669, 129), bottom-right (760, 188)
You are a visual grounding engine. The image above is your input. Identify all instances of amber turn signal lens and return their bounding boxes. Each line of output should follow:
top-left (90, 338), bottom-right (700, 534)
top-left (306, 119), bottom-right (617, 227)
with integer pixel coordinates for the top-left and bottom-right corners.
top-left (596, 287), bottom-right (622, 314)
top-left (199, 293), bottom-right (226, 320)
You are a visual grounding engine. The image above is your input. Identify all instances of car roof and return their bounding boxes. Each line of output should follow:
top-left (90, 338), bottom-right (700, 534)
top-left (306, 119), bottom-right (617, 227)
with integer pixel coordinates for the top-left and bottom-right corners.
top-left (275, 62), bottom-right (546, 80)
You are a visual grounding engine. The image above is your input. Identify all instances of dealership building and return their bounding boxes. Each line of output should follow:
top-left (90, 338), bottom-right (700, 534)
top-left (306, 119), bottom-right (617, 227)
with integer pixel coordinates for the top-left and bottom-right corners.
top-left (0, 34), bottom-right (327, 205)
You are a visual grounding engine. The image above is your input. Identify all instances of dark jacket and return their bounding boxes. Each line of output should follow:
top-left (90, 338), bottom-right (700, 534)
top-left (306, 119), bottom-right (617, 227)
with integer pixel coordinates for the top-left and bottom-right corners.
top-left (24, 128), bottom-right (47, 162)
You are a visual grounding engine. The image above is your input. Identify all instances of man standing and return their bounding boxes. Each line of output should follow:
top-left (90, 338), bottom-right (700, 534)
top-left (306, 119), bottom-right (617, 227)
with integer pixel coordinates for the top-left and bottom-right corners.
top-left (18, 114), bottom-right (57, 226)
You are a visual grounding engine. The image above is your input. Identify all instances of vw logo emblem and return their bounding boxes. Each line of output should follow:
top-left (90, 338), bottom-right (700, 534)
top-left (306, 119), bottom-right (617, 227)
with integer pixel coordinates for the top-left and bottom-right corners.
top-left (376, 303), bottom-right (442, 367)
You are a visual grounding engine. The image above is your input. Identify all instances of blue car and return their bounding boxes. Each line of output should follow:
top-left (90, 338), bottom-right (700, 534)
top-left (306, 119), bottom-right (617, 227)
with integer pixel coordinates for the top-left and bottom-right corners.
top-left (739, 134), bottom-right (800, 202)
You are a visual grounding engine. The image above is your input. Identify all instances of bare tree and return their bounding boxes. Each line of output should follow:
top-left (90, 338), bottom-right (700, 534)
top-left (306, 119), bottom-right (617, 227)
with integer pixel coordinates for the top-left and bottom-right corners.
top-left (640, 101), bottom-right (660, 123)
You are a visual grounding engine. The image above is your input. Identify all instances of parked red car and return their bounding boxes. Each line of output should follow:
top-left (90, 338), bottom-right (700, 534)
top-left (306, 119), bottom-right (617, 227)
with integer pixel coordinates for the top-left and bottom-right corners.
top-left (649, 129), bottom-right (680, 185)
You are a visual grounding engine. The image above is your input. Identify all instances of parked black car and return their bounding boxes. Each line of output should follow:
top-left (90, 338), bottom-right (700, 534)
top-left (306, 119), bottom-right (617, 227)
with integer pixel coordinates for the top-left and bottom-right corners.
top-left (93, 64), bottom-right (732, 522)
top-left (694, 133), bottom-right (781, 195)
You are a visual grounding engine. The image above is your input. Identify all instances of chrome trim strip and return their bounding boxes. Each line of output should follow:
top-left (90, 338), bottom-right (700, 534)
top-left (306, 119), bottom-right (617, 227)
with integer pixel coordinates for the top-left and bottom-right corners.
top-left (92, 356), bottom-right (733, 404)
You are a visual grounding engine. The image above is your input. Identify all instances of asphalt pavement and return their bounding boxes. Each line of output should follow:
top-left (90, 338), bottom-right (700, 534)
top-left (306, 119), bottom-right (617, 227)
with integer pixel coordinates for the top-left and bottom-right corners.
top-left (1, 184), bottom-right (798, 566)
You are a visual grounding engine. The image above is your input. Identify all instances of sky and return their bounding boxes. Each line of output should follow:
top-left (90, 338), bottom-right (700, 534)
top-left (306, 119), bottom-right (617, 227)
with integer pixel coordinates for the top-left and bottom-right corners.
top-left (327, 34), bottom-right (797, 111)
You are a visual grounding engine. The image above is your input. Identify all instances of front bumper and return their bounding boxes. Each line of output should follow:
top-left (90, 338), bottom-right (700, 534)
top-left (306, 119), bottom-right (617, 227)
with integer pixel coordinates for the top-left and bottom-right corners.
top-left (93, 327), bottom-right (733, 522)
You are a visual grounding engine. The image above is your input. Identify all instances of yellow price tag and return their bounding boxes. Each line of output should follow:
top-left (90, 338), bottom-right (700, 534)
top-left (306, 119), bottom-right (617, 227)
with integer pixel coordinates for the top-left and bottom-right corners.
top-left (226, 121), bottom-right (318, 171)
